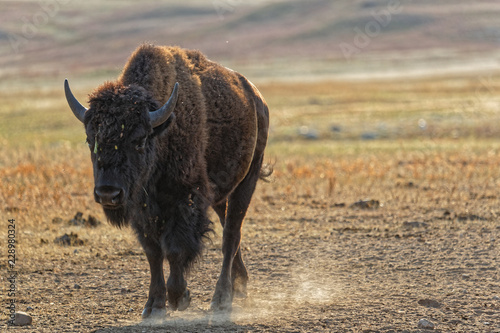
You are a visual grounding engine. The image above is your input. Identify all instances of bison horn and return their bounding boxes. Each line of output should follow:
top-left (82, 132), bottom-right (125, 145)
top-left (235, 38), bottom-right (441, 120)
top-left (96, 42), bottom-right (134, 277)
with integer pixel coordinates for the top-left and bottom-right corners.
top-left (149, 82), bottom-right (179, 128)
top-left (64, 79), bottom-right (88, 123)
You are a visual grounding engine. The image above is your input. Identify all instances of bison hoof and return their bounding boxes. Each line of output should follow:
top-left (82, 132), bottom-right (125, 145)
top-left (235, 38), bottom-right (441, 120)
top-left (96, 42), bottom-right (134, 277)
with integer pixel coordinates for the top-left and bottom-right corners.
top-left (210, 290), bottom-right (233, 312)
top-left (169, 289), bottom-right (191, 311)
top-left (233, 289), bottom-right (247, 299)
top-left (232, 277), bottom-right (248, 299)
top-left (141, 306), bottom-right (166, 319)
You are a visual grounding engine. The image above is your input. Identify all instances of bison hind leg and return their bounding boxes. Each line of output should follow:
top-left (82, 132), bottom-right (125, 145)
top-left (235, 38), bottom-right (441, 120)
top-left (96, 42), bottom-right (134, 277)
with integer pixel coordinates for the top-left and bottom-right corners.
top-left (213, 202), bottom-right (249, 300)
top-left (231, 249), bottom-right (248, 299)
top-left (211, 154), bottom-right (264, 311)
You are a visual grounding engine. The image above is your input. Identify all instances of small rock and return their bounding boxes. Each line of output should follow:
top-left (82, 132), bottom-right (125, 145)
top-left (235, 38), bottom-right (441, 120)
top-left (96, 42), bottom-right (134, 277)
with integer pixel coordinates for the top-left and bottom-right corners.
top-left (69, 212), bottom-right (85, 225)
top-left (298, 126), bottom-right (319, 140)
top-left (448, 319), bottom-right (463, 326)
top-left (74, 284), bottom-right (81, 289)
top-left (403, 221), bottom-right (428, 229)
top-left (418, 299), bottom-right (441, 308)
top-left (330, 125), bottom-right (342, 133)
top-left (456, 213), bottom-right (486, 222)
top-left (26, 306), bottom-right (34, 311)
top-left (68, 212), bottom-right (101, 227)
top-left (86, 214), bottom-right (101, 227)
top-left (350, 199), bottom-right (381, 209)
top-left (52, 217), bottom-right (63, 224)
top-left (397, 181), bottom-right (418, 188)
top-left (361, 132), bottom-right (377, 140)
top-left (308, 97), bottom-right (322, 105)
top-left (54, 232), bottom-right (85, 246)
top-left (417, 318), bottom-right (435, 330)
top-left (493, 295), bottom-right (500, 301)
top-left (12, 312), bottom-right (32, 326)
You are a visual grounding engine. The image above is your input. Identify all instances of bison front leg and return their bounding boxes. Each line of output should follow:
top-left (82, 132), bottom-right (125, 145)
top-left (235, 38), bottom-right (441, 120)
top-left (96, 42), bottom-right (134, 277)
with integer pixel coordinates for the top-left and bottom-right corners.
top-left (166, 253), bottom-right (191, 311)
top-left (141, 242), bottom-right (167, 319)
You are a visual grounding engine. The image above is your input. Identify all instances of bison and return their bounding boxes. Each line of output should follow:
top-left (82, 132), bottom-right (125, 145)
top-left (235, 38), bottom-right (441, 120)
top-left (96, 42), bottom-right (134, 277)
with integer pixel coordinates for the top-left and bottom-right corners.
top-left (64, 44), bottom-right (269, 317)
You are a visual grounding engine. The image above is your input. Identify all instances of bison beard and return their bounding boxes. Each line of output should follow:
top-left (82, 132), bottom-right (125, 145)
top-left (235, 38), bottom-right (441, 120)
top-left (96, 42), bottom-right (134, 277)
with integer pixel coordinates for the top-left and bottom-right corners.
top-left (64, 44), bottom-right (269, 318)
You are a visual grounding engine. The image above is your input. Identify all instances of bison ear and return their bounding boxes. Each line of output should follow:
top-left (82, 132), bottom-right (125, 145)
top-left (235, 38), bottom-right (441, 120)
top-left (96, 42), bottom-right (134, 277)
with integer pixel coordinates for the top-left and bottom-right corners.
top-left (149, 82), bottom-right (179, 128)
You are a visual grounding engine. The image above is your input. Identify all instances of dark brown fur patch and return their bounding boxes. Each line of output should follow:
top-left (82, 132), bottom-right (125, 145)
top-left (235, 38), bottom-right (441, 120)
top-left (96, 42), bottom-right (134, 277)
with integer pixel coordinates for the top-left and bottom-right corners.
top-left (84, 43), bottom-right (269, 268)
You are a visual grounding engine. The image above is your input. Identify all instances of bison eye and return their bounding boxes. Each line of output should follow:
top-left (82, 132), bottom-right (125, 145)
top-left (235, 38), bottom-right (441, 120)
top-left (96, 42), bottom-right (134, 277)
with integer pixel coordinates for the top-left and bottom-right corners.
top-left (134, 137), bottom-right (147, 152)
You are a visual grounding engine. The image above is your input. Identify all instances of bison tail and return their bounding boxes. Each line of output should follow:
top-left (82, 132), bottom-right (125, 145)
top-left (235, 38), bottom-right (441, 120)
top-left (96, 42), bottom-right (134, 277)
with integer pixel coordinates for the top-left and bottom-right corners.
top-left (259, 162), bottom-right (274, 183)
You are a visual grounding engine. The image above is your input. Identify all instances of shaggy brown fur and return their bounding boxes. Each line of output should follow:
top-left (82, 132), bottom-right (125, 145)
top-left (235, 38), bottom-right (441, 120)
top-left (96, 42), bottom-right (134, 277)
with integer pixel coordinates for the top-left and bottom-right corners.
top-left (67, 44), bottom-right (269, 316)
top-left (118, 45), bottom-right (267, 202)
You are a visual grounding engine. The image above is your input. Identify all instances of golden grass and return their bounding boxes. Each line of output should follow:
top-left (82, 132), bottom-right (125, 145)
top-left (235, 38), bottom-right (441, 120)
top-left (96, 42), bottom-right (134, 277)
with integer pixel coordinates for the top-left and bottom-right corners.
top-left (259, 73), bottom-right (500, 142)
top-left (2, 74), bottom-right (500, 332)
top-left (0, 73), bottom-right (498, 255)
top-left (0, 144), bottom-right (94, 230)
top-left (1, 73), bottom-right (500, 231)
top-left (3, 137), bottom-right (500, 271)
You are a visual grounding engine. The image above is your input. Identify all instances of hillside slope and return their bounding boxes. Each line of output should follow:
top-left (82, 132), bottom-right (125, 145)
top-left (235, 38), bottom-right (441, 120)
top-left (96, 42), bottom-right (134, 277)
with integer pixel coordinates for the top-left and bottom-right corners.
top-left (0, 0), bottom-right (499, 80)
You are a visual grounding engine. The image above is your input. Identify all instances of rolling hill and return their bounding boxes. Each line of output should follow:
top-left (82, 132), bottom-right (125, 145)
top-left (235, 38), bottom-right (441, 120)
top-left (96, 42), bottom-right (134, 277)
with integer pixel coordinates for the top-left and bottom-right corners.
top-left (0, 0), bottom-right (499, 81)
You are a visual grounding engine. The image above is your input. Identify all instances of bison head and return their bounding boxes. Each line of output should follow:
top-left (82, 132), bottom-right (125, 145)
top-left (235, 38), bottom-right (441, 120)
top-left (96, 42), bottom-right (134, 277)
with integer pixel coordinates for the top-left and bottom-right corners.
top-left (65, 79), bottom-right (178, 225)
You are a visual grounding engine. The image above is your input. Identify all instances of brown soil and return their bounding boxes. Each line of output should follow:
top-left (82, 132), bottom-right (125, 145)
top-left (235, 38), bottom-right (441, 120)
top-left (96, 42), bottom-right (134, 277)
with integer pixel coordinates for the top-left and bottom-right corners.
top-left (2, 154), bottom-right (500, 332)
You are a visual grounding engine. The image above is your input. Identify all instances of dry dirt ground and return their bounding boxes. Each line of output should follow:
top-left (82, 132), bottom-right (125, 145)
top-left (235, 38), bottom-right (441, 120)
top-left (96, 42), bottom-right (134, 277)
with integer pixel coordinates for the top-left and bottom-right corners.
top-left (1, 150), bottom-right (500, 332)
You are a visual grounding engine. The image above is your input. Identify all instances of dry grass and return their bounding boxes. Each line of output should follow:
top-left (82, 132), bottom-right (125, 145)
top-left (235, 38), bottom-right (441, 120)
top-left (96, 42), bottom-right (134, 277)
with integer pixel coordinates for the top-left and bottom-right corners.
top-left (2, 73), bottom-right (500, 232)
top-left (2, 137), bottom-right (500, 331)
top-left (260, 73), bottom-right (500, 142)
top-left (1, 74), bottom-right (500, 331)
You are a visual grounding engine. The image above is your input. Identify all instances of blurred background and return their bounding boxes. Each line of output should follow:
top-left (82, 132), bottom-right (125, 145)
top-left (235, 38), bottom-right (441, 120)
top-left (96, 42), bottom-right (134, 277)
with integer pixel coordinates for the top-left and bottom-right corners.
top-left (2, 1), bottom-right (500, 78)
top-left (1, 0), bottom-right (500, 149)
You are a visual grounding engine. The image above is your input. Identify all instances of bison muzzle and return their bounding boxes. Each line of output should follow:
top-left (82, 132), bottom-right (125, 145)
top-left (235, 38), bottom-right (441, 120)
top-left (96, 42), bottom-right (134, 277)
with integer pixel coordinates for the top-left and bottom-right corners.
top-left (64, 44), bottom-right (269, 318)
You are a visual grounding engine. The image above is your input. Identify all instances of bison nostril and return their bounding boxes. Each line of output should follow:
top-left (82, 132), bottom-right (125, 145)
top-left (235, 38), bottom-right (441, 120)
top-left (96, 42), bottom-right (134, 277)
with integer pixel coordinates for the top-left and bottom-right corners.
top-left (95, 186), bottom-right (124, 206)
top-left (111, 194), bottom-right (122, 204)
